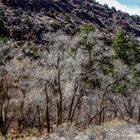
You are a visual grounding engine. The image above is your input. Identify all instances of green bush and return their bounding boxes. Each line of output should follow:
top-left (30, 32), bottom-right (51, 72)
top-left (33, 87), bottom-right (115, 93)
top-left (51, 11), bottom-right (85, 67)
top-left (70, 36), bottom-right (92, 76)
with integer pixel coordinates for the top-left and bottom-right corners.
top-left (75, 23), bottom-right (95, 34)
top-left (112, 31), bottom-right (140, 66)
top-left (114, 84), bottom-right (127, 95)
top-left (81, 23), bottom-right (95, 33)
top-left (29, 47), bottom-right (39, 59)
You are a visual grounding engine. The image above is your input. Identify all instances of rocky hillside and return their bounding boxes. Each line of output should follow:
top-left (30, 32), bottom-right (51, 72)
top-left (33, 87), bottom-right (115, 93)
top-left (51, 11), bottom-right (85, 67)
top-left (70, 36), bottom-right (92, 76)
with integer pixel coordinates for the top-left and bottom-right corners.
top-left (1, 0), bottom-right (140, 43)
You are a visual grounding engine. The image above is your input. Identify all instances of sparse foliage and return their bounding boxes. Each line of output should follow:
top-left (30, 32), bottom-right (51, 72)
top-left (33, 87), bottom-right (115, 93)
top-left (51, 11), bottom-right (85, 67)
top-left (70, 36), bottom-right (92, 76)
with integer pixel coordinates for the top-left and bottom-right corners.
top-left (0, 30), bottom-right (140, 137)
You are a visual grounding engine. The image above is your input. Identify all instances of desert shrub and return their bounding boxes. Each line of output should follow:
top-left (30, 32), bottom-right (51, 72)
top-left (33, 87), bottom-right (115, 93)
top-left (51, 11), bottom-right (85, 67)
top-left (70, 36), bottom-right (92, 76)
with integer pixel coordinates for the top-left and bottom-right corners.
top-left (13, 9), bottom-right (23, 17)
top-left (114, 84), bottom-right (127, 95)
top-left (30, 46), bottom-right (39, 59)
top-left (24, 16), bottom-right (32, 28)
top-left (46, 9), bottom-right (58, 18)
top-left (81, 23), bottom-right (95, 33)
top-left (75, 23), bottom-right (95, 34)
top-left (49, 22), bottom-right (60, 30)
top-left (0, 19), bottom-right (9, 37)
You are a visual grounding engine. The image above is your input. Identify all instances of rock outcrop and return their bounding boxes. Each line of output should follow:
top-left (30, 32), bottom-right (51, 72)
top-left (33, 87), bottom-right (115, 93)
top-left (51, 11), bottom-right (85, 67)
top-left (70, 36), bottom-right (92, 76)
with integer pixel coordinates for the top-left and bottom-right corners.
top-left (1, 0), bottom-right (140, 42)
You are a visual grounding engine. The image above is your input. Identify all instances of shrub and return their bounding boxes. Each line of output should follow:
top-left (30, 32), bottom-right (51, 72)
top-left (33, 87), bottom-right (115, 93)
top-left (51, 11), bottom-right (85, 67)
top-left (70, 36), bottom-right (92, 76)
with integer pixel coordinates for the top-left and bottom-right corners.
top-left (49, 22), bottom-right (60, 30)
top-left (114, 84), bottom-right (127, 95)
top-left (0, 36), bottom-right (8, 44)
top-left (75, 23), bottom-right (95, 34)
top-left (0, 19), bottom-right (8, 37)
top-left (24, 16), bottom-right (32, 28)
top-left (103, 36), bottom-right (113, 46)
top-left (30, 47), bottom-right (39, 59)
top-left (82, 23), bottom-right (95, 32)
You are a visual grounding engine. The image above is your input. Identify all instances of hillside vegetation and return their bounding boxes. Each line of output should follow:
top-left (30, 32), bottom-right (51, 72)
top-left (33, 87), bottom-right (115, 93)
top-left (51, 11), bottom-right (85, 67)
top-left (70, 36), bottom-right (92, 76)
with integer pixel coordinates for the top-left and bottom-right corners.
top-left (0, 0), bottom-right (140, 139)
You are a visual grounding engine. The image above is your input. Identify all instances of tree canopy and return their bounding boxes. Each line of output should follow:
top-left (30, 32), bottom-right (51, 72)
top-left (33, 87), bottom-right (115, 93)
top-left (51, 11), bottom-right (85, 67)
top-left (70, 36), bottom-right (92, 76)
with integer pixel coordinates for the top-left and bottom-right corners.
top-left (112, 31), bottom-right (140, 66)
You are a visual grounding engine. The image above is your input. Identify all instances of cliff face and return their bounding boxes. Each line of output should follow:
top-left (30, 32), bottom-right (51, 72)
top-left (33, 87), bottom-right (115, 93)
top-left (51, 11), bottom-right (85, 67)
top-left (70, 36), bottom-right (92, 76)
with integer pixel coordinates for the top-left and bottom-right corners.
top-left (1, 0), bottom-right (140, 38)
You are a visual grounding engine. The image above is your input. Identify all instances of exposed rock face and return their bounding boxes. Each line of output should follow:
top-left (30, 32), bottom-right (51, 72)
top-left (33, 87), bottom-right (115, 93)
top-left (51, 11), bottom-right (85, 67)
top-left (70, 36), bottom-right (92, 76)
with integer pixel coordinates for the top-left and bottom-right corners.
top-left (1, 0), bottom-right (140, 42)
top-left (3, 0), bottom-right (64, 12)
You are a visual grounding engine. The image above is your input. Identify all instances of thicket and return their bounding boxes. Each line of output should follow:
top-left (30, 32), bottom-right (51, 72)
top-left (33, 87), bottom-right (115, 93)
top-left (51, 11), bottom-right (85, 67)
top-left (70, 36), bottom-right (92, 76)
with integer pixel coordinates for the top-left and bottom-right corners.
top-left (0, 30), bottom-right (140, 137)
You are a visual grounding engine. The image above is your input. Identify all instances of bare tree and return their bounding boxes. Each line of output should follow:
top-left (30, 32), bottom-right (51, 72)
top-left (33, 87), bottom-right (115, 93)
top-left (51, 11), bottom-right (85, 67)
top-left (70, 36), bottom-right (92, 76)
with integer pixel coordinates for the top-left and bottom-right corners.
top-left (0, 74), bottom-right (19, 136)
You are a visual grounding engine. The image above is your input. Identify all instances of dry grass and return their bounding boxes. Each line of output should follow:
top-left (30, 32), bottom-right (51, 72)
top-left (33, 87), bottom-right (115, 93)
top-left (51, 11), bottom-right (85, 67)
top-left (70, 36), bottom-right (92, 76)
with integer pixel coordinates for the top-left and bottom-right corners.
top-left (103, 119), bottom-right (127, 127)
top-left (0, 128), bottom-right (49, 140)
top-left (95, 119), bottom-right (127, 140)
top-left (0, 120), bottom-right (139, 140)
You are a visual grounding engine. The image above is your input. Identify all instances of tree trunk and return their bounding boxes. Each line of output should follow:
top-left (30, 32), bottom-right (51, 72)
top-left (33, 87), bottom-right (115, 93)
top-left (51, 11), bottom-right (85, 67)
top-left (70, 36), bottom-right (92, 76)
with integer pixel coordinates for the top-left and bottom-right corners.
top-left (57, 68), bottom-right (63, 126)
top-left (68, 94), bottom-right (75, 121)
top-left (45, 86), bottom-right (50, 133)
top-left (37, 105), bottom-right (42, 132)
